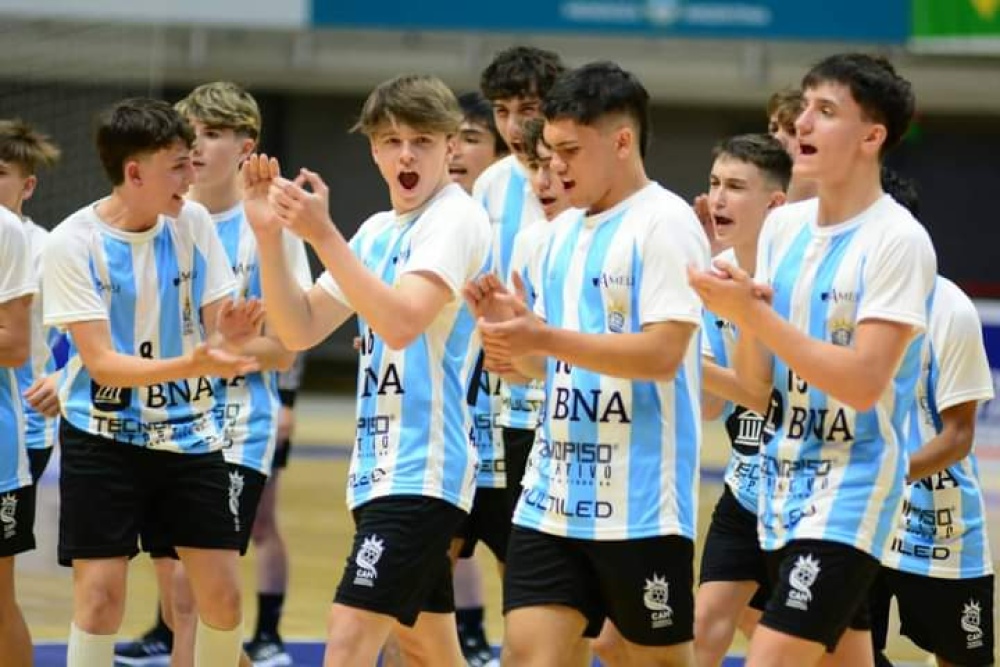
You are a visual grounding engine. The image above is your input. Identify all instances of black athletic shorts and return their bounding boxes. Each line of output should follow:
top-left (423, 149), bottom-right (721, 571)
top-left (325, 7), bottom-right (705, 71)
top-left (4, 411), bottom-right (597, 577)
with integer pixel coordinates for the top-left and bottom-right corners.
top-left (504, 525), bottom-right (695, 646)
top-left (58, 421), bottom-right (243, 566)
top-left (334, 495), bottom-right (467, 627)
top-left (271, 438), bottom-right (291, 470)
top-left (761, 539), bottom-right (880, 652)
top-left (699, 486), bottom-right (770, 611)
top-left (457, 487), bottom-right (510, 560)
top-left (870, 567), bottom-right (994, 666)
top-left (502, 427), bottom-right (534, 519)
top-left (142, 463), bottom-right (267, 558)
top-left (28, 447), bottom-right (53, 484)
top-left (0, 483), bottom-right (36, 557)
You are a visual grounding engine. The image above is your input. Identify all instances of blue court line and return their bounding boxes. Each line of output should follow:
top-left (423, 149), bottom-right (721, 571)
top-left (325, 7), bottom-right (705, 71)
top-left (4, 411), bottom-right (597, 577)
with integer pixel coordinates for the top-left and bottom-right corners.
top-left (33, 642), bottom-right (749, 666)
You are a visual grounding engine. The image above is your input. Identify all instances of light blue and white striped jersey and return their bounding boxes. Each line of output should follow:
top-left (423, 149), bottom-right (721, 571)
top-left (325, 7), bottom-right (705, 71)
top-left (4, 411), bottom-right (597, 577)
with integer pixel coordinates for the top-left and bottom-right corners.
top-left (318, 183), bottom-right (490, 511)
top-left (701, 248), bottom-right (779, 514)
top-left (883, 277), bottom-right (994, 579)
top-left (15, 220), bottom-right (59, 450)
top-left (514, 182), bottom-right (710, 540)
top-left (0, 207), bottom-right (36, 493)
top-left (465, 250), bottom-right (503, 490)
top-left (43, 200), bottom-right (237, 453)
top-left (755, 195), bottom-right (936, 558)
top-left (500, 215), bottom-right (565, 438)
top-left (469, 366), bottom-right (504, 488)
top-left (212, 203), bottom-right (311, 475)
top-left (473, 155), bottom-right (546, 431)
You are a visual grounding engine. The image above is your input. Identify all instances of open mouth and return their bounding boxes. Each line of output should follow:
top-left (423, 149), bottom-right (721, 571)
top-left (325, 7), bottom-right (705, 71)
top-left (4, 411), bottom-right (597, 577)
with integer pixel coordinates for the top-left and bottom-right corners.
top-left (562, 179), bottom-right (576, 192)
top-left (398, 171), bottom-right (420, 191)
top-left (713, 215), bottom-right (734, 228)
top-left (448, 166), bottom-right (467, 176)
top-left (799, 143), bottom-right (817, 156)
top-left (509, 140), bottom-right (524, 155)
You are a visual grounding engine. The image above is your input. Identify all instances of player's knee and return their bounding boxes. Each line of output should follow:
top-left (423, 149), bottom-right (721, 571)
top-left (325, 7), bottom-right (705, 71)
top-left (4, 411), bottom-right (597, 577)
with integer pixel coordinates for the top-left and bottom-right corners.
top-left (500, 636), bottom-right (535, 666)
top-left (694, 602), bottom-right (734, 645)
top-left (74, 582), bottom-right (126, 632)
top-left (747, 628), bottom-right (819, 667)
top-left (325, 606), bottom-right (368, 644)
top-left (171, 585), bottom-right (197, 619)
top-left (194, 582), bottom-right (242, 629)
top-left (325, 608), bottom-right (379, 661)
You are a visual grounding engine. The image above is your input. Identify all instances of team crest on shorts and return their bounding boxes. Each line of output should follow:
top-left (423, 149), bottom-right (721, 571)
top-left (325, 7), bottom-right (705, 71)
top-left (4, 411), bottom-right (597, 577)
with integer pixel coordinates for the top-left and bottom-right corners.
top-left (354, 534), bottom-right (386, 588)
top-left (962, 599), bottom-right (984, 649)
top-left (785, 554), bottom-right (820, 611)
top-left (0, 493), bottom-right (18, 540)
top-left (643, 573), bottom-right (673, 628)
top-left (228, 470), bottom-right (245, 531)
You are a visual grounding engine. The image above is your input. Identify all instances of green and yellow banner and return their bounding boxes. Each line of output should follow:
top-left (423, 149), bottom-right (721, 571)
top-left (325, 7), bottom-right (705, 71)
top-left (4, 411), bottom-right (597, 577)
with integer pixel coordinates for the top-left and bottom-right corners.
top-left (912, 0), bottom-right (1000, 51)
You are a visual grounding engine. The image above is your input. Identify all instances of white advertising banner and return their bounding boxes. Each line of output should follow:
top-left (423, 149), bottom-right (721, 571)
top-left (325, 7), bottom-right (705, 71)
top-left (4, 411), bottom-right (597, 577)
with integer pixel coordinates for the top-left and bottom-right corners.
top-left (0, 0), bottom-right (307, 28)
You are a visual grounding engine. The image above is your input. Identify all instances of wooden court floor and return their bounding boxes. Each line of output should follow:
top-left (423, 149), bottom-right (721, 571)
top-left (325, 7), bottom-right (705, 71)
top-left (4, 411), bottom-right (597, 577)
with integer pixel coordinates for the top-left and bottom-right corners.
top-left (19, 395), bottom-right (992, 664)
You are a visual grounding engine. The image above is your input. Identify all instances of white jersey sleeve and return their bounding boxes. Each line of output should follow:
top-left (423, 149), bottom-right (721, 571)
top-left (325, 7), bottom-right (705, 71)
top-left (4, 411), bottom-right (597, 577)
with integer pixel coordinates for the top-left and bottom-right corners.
top-left (0, 211), bottom-right (36, 304)
top-left (42, 214), bottom-right (107, 327)
top-left (933, 279), bottom-right (994, 412)
top-left (637, 206), bottom-right (709, 326)
top-left (857, 222), bottom-right (936, 332)
top-left (401, 196), bottom-right (489, 294)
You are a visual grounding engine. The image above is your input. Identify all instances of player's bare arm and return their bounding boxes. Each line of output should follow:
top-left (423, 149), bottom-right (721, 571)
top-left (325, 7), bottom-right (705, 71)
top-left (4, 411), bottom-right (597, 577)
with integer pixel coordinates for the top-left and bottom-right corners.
top-left (207, 296), bottom-right (294, 372)
top-left (701, 359), bottom-right (732, 420)
top-left (463, 273), bottom-right (541, 381)
top-left (243, 154), bottom-right (353, 351)
top-left (0, 294), bottom-right (31, 367)
top-left (692, 259), bottom-right (914, 412)
top-left (265, 161), bottom-right (454, 350)
top-left (68, 318), bottom-right (257, 387)
top-left (907, 401), bottom-right (978, 483)
top-left (481, 305), bottom-right (695, 381)
top-left (23, 374), bottom-right (60, 418)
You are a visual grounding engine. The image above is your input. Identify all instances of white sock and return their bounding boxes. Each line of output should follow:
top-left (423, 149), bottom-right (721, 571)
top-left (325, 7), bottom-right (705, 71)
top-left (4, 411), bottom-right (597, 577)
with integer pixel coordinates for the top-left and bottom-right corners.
top-left (67, 622), bottom-right (115, 667)
top-left (195, 618), bottom-right (243, 667)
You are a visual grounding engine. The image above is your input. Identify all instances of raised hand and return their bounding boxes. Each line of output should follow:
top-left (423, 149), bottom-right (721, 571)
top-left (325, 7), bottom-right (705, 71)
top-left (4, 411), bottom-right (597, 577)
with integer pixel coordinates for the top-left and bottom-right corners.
top-left (242, 154), bottom-right (284, 238)
top-left (693, 193), bottom-right (727, 256)
top-left (23, 374), bottom-right (60, 418)
top-left (687, 259), bottom-right (770, 326)
top-left (462, 273), bottom-right (526, 324)
top-left (478, 273), bottom-right (542, 366)
top-left (268, 168), bottom-right (337, 246)
top-left (216, 298), bottom-right (266, 350)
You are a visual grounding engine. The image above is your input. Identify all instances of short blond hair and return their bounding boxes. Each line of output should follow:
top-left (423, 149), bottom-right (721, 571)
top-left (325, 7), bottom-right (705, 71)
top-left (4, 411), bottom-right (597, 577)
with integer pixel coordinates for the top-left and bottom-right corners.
top-left (175, 81), bottom-right (261, 140)
top-left (352, 74), bottom-right (462, 137)
top-left (0, 119), bottom-right (61, 175)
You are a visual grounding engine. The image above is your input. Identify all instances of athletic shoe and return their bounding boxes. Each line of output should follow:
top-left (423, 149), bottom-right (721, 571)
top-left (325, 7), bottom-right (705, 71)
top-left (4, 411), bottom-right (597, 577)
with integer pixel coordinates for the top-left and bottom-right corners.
top-left (113, 628), bottom-right (172, 666)
top-left (245, 635), bottom-right (293, 667)
top-left (460, 630), bottom-right (497, 667)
